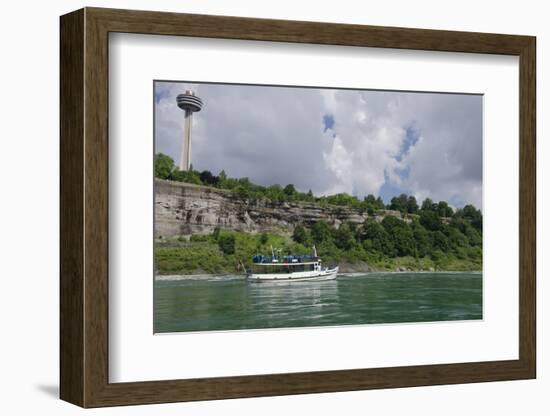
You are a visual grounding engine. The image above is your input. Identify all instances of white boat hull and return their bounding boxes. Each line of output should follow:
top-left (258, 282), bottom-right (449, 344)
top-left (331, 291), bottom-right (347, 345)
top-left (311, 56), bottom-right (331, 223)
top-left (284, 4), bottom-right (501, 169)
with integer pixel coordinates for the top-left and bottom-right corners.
top-left (247, 267), bottom-right (339, 283)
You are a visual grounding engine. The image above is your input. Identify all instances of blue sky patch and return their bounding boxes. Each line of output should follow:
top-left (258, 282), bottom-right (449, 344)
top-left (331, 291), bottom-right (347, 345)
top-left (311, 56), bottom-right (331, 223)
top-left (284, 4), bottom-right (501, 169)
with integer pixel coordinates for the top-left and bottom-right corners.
top-left (323, 114), bottom-right (335, 132)
top-left (154, 87), bottom-right (171, 104)
top-left (395, 126), bottom-right (420, 162)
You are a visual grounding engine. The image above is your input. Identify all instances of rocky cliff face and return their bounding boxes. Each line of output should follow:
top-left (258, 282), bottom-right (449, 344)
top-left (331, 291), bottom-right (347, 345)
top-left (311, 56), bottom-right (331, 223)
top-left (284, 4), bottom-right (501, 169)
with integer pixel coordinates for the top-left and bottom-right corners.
top-left (155, 179), bottom-right (395, 238)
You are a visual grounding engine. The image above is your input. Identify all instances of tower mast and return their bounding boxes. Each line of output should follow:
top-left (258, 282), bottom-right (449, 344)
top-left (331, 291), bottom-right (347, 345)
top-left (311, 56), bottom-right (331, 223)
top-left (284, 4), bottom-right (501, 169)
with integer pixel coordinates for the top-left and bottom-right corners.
top-left (176, 90), bottom-right (203, 171)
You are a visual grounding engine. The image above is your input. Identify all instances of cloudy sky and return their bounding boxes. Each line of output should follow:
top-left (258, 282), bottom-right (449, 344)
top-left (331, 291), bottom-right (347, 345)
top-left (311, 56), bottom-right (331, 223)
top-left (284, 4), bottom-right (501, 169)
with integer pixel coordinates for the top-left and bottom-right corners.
top-left (155, 81), bottom-right (482, 209)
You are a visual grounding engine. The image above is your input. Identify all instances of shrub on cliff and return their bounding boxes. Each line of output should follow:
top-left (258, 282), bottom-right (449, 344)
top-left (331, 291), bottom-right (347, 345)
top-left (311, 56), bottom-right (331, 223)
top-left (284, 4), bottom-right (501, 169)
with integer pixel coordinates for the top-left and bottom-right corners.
top-left (218, 234), bottom-right (236, 255)
top-left (361, 219), bottom-right (396, 257)
top-left (200, 170), bottom-right (219, 186)
top-left (292, 225), bottom-right (311, 246)
top-left (334, 223), bottom-right (356, 251)
top-left (310, 220), bottom-right (333, 245)
top-left (171, 169), bottom-right (201, 185)
top-left (381, 216), bottom-right (416, 257)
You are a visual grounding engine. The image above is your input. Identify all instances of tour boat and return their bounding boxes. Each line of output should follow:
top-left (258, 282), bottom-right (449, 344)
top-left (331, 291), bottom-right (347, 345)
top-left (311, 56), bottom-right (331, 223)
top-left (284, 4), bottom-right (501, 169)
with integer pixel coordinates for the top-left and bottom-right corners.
top-left (246, 246), bottom-right (338, 283)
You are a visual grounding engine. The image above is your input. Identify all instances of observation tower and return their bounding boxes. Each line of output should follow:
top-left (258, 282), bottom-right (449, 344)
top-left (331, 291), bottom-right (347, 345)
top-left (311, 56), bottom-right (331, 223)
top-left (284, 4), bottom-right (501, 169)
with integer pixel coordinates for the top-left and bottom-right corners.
top-left (176, 90), bottom-right (203, 171)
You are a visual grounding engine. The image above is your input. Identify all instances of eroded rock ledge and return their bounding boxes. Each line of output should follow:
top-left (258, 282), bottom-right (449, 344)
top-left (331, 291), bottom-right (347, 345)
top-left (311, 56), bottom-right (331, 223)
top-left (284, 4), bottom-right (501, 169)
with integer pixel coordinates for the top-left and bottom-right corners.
top-left (154, 179), bottom-right (405, 238)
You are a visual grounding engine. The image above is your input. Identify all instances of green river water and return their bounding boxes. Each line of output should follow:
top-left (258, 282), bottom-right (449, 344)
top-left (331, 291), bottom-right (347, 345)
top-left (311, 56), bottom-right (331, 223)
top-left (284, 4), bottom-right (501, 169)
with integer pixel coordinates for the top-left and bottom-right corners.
top-left (154, 272), bottom-right (482, 333)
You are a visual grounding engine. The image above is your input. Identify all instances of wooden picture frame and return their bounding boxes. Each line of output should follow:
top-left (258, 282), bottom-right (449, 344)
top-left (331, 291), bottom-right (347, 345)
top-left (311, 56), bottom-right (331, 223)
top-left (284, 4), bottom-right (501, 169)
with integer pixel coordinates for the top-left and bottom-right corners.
top-left (60, 7), bottom-right (536, 408)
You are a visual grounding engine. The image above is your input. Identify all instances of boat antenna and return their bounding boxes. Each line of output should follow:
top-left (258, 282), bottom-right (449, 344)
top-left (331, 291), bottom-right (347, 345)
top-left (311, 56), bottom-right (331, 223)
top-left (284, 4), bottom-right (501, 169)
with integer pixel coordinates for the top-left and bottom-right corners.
top-left (313, 245), bottom-right (318, 258)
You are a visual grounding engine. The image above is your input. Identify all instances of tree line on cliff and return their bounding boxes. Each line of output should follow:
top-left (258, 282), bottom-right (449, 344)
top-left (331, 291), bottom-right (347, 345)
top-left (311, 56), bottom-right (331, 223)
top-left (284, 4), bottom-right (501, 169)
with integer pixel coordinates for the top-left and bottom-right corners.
top-left (155, 152), bottom-right (481, 223)
top-left (292, 212), bottom-right (481, 265)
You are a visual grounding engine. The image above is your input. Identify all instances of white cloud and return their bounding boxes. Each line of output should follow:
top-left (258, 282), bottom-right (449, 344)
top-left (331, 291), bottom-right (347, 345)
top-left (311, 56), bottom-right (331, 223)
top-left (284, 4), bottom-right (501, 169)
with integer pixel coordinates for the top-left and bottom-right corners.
top-left (322, 135), bottom-right (353, 195)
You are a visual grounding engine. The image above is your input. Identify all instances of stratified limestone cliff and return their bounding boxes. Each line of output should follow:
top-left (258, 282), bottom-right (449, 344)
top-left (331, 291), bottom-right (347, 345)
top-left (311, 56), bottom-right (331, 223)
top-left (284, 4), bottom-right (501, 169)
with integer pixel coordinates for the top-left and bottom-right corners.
top-left (154, 179), bottom-right (396, 238)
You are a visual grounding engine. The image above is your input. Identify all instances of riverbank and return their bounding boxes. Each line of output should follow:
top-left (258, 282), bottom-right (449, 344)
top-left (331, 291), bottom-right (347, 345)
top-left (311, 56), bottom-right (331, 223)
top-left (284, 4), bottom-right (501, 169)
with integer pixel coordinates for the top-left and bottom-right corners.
top-left (337, 256), bottom-right (481, 273)
top-left (154, 251), bottom-right (482, 275)
top-left (155, 244), bottom-right (481, 275)
top-left (155, 230), bottom-right (481, 275)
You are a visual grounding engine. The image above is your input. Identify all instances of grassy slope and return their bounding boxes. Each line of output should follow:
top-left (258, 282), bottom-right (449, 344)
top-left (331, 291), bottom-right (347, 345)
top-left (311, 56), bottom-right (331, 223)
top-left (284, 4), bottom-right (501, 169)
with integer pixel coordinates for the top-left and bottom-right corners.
top-left (155, 231), bottom-right (482, 275)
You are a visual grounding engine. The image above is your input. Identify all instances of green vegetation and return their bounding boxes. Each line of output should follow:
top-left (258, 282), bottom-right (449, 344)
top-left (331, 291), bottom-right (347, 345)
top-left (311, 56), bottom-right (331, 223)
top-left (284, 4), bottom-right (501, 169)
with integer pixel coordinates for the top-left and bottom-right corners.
top-left (217, 233), bottom-right (236, 255)
top-left (156, 212), bottom-right (482, 275)
top-left (154, 153), bottom-right (482, 274)
top-left (155, 217), bottom-right (482, 274)
top-left (156, 230), bottom-right (311, 275)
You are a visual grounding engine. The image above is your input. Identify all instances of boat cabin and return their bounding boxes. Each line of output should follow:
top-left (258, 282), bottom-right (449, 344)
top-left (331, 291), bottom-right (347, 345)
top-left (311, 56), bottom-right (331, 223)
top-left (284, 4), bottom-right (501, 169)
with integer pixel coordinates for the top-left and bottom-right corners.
top-left (249, 254), bottom-right (322, 274)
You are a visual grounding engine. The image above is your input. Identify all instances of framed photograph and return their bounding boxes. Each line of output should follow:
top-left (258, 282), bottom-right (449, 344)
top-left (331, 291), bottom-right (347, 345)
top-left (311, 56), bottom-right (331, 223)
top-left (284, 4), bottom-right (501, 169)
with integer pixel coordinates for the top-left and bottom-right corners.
top-left (60, 7), bottom-right (536, 408)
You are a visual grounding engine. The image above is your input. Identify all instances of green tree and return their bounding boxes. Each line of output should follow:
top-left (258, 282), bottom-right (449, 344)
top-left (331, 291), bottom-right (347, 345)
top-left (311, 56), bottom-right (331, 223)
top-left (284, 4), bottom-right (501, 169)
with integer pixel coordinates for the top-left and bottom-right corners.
top-left (234, 185), bottom-right (251, 200)
top-left (218, 234), bottom-right (236, 255)
top-left (430, 249), bottom-right (444, 261)
top-left (449, 218), bottom-right (482, 247)
top-left (407, 196), bottom-right (419, 214)
top-left (437, 201), bottom-right (453, 217)
top-left (381, 216), bottom-right (416, 256)
top-left (292, 225), bottom-right (310, 245)
top-left (266, 184), bottom-right (284, 202)
top-left (421, 198), bottom-right (436, 211)
top-left (419, 210), bottom-right (443, 231)
top-left (361, 219), bottom-right (395, 256)
top-left (462, 204), bottom-right (483, 232)
top-left (283, 184), bottom-right (297, 198)
top-left (311, 220), bottom-right (333, 244)
top-left (334, 223), bottom-right (355, 250)
top-left (154, 153), bottom-right (175, 179)
top-left (389, 193), bottom-right (409, 212)
top-left (464, 223), bottom-right (482, 246)
top-left (410, 220), bottom-right (430, 257)
top-left (445, 226), bottom-right (469, 251)
top-left (200, 170), bottom-right (219, 186)
top-left (259, 232), bottom-right (269, 245)
top-left (364, 194), bottom-right (377, 205)
top-left (431, 230), bottom-right (450, 252)
top-left (171, 168), bottom-right (202, 184)
top-left (326, 193), bottom-right (360, 208)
